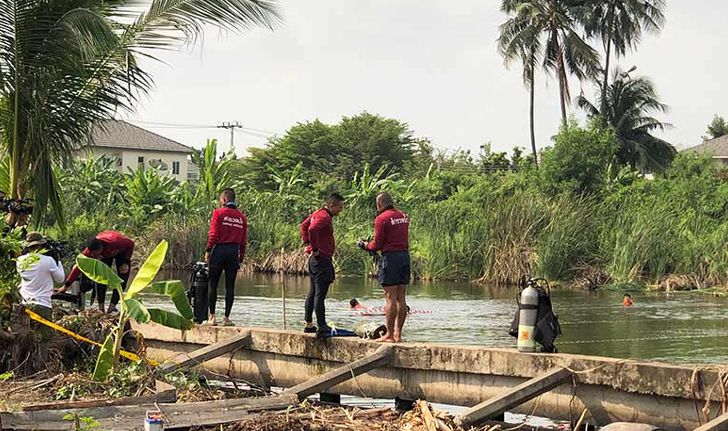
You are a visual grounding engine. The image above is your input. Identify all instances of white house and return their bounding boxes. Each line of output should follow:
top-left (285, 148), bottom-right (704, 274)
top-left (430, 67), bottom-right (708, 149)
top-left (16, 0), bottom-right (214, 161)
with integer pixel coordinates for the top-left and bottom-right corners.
top-left (78, 120), bottom-right (198, 182)
top-left (683, 135), bottom-right (728, 167)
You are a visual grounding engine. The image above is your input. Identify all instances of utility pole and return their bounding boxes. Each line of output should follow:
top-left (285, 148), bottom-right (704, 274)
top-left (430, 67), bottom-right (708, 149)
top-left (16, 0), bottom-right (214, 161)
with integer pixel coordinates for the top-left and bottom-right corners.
top-left (218, 121), bottom-right (243, 152)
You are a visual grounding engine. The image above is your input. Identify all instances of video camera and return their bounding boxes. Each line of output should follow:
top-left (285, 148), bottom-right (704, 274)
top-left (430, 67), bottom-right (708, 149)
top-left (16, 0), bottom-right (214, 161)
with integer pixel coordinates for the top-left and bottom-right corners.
top-left (356, 237), bottom-right (379, 258)
top-left (1, 197), bottom-right (34, 215)
top-left (44, 239), bottom-right (69, 263)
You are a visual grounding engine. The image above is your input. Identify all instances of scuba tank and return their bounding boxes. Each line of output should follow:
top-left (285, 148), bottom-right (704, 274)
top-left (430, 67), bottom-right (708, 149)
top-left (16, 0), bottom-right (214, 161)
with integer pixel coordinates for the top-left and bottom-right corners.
top-left (189, 261), bottom-right (209, 324)
top-left (508, 276), bottom-right (561, 353)
top-left (517, 280), bottom-right (539, 352)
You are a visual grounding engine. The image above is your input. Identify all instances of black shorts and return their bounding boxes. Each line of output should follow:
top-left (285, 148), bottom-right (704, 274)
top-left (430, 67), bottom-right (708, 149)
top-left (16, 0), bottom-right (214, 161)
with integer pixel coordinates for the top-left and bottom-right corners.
top-left (378, 251), bottom-right (410, 287)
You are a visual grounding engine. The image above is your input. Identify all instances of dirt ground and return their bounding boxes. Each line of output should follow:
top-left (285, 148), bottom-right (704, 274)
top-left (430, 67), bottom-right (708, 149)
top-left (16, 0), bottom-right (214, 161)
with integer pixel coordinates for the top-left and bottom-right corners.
top-left (197, 401), bottom-right (546, 431)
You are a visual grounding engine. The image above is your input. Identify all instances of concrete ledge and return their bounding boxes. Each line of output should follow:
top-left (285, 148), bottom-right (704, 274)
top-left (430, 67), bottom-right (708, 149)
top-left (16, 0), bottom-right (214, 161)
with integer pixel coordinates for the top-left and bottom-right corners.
top-left (135, 322), bottom-right (728, 430)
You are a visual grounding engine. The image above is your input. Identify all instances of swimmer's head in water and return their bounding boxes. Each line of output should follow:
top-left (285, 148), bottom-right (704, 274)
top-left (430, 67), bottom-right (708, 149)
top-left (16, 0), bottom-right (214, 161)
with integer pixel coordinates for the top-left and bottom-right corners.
top-left (624, 293), bottom-right (632, 298)
top-left (406, 305), bottom-right (411, 313)
top-left (349, 298), bottom-right (359, 308)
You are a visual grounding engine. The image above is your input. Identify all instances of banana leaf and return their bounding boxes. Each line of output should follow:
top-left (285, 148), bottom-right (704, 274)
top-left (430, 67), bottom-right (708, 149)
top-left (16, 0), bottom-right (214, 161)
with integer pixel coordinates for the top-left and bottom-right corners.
top-left (92, 333), bottom-right (115, 381)
top-left (147, 280), bottom-right (193, 320)
top-left (125, 298), bottom-right (151, 324)
top-left (125, 240), bottom-right (168, 299)
top-left (148, 308), bottom-right (194, 331)
top-left (77, 255), bottom-right (122, 289)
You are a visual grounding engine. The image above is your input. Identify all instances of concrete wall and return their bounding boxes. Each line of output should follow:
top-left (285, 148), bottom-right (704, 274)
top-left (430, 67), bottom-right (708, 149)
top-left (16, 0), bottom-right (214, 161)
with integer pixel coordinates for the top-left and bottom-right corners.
top-left (136, 323), bottom-right (728, 430)
top-left (77, 148), bottom-right (195, 182)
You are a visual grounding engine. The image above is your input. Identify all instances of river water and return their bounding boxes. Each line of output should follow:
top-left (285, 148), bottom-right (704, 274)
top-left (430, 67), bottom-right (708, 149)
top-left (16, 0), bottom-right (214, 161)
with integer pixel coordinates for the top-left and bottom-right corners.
top-left (147, 273), bottom-right (728, 364)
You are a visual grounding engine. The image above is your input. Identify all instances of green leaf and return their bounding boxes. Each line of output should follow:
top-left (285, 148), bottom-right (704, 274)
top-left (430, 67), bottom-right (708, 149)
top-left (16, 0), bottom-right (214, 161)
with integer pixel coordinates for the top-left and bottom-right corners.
top-left (147, 281), bottom-right (193, 320)
top-left (125, 298), bottom-right (151, 324)
top-left (92, 333), bottom-right (115, 381)
top-left (148, 308), bottom-right (194, 331)
top-left (77, 255), bottom-right (123, 289)
top-left (125, 240), bottom-right (168, 299)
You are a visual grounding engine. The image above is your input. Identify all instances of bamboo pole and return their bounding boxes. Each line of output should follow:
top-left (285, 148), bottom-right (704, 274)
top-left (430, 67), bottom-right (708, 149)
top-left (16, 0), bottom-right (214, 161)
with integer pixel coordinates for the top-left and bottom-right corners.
top-left (282, 282), bottom-right (287, 330)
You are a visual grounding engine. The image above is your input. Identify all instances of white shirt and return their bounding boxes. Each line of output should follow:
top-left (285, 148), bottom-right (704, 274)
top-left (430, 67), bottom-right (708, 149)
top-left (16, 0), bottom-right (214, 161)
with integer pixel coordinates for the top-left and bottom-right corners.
top-left (16, 253), bottom-right (65, 309)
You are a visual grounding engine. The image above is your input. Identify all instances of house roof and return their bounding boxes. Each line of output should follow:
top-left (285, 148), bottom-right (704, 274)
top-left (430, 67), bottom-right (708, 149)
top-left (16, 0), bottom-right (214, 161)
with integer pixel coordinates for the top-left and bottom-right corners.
top-left (683, 135), bottom-right (728, 158)
top-left (89, 120), bottom-right (196, 154)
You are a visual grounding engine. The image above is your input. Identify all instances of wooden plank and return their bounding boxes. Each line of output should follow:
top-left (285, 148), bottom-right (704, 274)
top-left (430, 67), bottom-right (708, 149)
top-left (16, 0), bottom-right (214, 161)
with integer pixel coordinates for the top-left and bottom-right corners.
top-left (693, 412), bottom-right (728, 431)
top-left (455, 367), bottom-right (573, 428)
top-left (21, 380), bottom-right (176, 412)
top-left (1, 394), bottom-right (298, 430)
top-left (158, 330), bottom-right (251, 374)
top-left (283, 345), bottom-right (394, 400)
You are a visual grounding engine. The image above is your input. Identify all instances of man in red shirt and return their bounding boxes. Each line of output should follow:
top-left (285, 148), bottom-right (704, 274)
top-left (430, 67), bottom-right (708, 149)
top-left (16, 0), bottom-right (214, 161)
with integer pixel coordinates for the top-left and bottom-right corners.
top-left (358, 192), bottom-right (410, 343)
top-left (64, 230), bottom-right (135, 313)
top-left (300, 193), bottom-right (344, 337)
top-left (205, 188), bottom-right (248, 326)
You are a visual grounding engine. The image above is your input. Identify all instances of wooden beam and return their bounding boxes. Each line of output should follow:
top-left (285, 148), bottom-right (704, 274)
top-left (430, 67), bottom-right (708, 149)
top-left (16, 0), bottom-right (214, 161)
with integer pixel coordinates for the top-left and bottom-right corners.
top-left (693, 412), bottom-right (728, 431)
top-left (283, 345), bottom-right (394, 400)
top-left (158, 331), bottom-right (251, 374)
top-left (455, 367), bottom-right (573, 428)
top-left (1, 394), bottom-right (298, 430)
top-left (21, 380), bottom-right (176, 411)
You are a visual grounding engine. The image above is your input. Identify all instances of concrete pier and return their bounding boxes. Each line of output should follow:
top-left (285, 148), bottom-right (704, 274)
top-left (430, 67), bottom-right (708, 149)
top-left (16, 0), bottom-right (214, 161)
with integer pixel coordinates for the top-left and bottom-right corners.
top-left (136, 322), bottom-right (728, 430)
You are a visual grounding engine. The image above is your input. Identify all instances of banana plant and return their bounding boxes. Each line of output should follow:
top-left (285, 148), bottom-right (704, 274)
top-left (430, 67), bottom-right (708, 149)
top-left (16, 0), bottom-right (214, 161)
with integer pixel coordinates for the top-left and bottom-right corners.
top-left (76, 240), bottom-right (193, 381)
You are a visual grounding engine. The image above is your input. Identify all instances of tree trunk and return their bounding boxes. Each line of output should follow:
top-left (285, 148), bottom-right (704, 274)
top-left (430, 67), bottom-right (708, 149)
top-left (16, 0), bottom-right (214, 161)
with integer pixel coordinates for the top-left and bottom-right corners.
top-left (557, 54), bottom-right (568, 125)
top-left (529, 69), bottom-right (538, 167)
top-left (554, 29), bottom-right (568, 125)
top-left (601, 30), bottom-right (613, 117)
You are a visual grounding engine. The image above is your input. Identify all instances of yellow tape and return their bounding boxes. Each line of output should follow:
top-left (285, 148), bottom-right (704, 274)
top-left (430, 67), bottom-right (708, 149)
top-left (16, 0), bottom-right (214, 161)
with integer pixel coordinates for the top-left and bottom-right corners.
top-left (24, 308), bottom-right (158, 366)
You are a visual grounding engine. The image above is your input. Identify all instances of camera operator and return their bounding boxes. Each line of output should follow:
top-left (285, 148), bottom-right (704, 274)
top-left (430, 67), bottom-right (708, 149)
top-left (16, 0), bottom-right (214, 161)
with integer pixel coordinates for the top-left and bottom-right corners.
top-left (16, 232), bottom-right (66, 363)
top-left (2, 195), bottom-right (32, 238)
top-left (64, 231), bottom-right (134, 314)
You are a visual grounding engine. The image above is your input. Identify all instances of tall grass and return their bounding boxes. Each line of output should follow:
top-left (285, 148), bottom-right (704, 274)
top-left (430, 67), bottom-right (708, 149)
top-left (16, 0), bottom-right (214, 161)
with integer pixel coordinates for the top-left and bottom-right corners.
top-left (479, 194), bottom-right (546, 285)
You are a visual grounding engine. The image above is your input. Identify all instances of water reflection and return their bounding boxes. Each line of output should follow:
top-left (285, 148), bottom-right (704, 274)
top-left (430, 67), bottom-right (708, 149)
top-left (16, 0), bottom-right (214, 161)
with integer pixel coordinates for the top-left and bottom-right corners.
top-left (145, 273), bottom-right (728, 364)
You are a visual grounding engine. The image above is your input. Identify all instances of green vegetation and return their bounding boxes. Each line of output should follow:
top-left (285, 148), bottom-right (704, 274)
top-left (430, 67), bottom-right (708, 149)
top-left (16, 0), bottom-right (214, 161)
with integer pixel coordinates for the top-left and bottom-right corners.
top-left (0, 1), bottom-right (722, 295)
top-left (0, 114), bottom-right (717, 293)
top-left (0, 0), bottom-right (279, 222)
top-left (577, 68), bottom-right (675, 173)
top-left (705, 115), bottom-right (728, 140)
top-left (76, 240), bottom-right (192, 381)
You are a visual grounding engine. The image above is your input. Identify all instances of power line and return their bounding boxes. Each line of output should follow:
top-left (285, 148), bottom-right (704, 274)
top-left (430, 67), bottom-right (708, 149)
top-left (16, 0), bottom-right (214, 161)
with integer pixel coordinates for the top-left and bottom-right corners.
top-left (218, 121), bottom-right (244, 150)
top-left (133, 119), bottom-right (280, 136)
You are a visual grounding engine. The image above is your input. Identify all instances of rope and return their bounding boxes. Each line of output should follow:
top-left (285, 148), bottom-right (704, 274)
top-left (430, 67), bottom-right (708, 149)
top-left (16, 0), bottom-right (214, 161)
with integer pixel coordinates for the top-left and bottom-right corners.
top-left (347, 364), bottom-right (377, 408)
top-left (502, 394), bottom-right (542, 431)
top-left (24, 308), bottom-right (158, 366)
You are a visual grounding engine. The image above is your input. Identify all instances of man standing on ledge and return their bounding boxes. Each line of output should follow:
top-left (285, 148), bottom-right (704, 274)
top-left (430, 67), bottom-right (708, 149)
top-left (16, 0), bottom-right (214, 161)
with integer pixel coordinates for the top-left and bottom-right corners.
top-left (359, 192), bottom-right (410, 343)
top-left (64, 230), bottom-right (134, 313)
top-left (205, 188), bottom-right (248, 326)
top-left (300, 193), bottom-right (345, 338)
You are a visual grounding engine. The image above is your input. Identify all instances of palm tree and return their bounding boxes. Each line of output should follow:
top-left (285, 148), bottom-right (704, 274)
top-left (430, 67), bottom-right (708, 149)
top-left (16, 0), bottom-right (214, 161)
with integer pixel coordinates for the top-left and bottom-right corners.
top-left (576, 68), bottom-right (675, 173)
top-left (0, 0), bottom-right (280, 222)
top-left (498, 5), bottom-right (543, 166)
top-left (501, 0), bottom-right (601, 125)
top-left (580, 0), bottom-right (665, 109)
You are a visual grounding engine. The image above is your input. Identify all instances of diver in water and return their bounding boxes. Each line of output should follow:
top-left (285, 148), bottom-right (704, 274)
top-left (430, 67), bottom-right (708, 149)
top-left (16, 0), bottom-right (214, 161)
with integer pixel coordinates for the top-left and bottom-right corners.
top-left (623, 293), bottom-right (634, 307)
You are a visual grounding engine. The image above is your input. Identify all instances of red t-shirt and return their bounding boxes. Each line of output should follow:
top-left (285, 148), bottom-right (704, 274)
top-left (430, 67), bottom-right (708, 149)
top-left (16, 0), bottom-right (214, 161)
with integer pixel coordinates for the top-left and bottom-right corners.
top-left (65, 231), bottom-right (135, 285)
top-left (206, 205), bottom-right (248, 261)
top-left (366, 208), bottom-right (410, 253)
top-left (300, 208), bottom-right (335, 258)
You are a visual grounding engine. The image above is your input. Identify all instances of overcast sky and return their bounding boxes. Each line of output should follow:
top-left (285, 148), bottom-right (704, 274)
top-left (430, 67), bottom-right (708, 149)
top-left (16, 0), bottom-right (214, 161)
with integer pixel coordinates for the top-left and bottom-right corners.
top-left (127, 1), bottom-right (728, 157)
